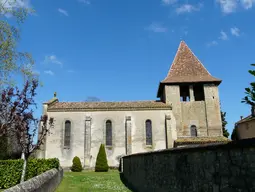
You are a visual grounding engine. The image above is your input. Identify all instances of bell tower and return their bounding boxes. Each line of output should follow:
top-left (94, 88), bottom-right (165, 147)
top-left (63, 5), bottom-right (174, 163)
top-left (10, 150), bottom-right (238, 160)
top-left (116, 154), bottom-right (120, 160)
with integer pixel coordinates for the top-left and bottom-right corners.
top-left (157, 41), bottom-right (223, 137)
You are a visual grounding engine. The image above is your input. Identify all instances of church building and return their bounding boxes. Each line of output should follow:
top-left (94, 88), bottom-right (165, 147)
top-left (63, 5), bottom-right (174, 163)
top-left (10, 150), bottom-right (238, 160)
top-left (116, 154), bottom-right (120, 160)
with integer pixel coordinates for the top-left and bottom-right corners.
top-left (39, 41), bottom-right (229, 168)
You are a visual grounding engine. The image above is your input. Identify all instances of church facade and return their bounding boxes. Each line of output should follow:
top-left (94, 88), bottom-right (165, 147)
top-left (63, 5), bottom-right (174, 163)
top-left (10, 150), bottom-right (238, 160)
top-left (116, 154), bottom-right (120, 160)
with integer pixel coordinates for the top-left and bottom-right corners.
top-left (39, 41), bottom-right (227, 168)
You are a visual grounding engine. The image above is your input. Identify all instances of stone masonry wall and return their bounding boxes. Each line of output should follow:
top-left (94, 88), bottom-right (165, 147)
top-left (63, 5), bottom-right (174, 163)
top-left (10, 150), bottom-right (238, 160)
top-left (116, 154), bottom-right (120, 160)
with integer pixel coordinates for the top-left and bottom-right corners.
top-left (121, 138), bottom-right (255, 192)
top-left (4, 168), bottom-right (63, 192)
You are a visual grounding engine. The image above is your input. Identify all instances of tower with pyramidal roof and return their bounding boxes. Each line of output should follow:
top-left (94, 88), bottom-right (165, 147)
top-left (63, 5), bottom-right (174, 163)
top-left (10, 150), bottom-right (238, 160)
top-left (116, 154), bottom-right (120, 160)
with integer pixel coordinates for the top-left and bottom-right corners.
top-left (157, 41), bottom-right (223, 138)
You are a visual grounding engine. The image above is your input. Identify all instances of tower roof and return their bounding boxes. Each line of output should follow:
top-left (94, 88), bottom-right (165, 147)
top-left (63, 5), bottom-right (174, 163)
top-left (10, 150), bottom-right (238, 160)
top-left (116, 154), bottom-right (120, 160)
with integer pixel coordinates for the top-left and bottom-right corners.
top-left (157, 41), bottom-right (221, 97)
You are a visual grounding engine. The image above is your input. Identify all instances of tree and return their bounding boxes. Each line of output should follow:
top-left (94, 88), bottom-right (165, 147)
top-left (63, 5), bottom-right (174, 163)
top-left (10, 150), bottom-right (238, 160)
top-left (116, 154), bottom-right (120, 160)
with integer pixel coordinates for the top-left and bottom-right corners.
top-left (241, 64), bottom-right (255, 109)
top-left (0, 0), bottom-right (36, 87)
top-left (85, 96), bottom-right (101, 102)
top-left (95, 144), bottom-right (109, 172)
top-left (71, 156), bottom-right (83, 172)
top-left (0, 79), bottom-right (54, 183)
top-left (221, 111), bottom-right (229, 138)
top-left (231, 125), bottom-right (238, 141)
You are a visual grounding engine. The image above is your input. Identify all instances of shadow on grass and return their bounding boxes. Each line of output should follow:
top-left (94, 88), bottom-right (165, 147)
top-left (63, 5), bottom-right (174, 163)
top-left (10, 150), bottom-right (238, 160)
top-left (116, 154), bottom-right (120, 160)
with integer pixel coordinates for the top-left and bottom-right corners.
top-left (119, 172), bottom-right (139, 192)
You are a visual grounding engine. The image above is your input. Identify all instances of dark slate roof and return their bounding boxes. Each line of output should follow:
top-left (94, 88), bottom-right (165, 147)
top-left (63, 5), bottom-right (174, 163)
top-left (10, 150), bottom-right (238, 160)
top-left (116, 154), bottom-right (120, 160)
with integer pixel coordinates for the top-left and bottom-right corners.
top-left (157, 41), bottom-right (221, 97)
top-left (174, 137), bottom-right (230, 145)
top-left (47, 100), bottom-right (171, 111)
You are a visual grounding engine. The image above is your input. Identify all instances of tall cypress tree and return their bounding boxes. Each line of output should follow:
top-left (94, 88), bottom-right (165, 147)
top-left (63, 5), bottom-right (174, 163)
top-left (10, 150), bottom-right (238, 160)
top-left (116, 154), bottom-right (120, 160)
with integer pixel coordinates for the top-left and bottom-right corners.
top-left (221, 111), bottom-right (229, 138)
top-left (95, 144), bottom-right (109, 172)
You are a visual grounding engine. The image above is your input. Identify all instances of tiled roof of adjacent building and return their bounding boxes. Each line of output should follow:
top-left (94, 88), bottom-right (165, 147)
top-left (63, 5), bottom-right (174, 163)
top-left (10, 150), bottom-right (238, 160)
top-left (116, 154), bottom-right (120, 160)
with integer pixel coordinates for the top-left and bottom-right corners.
top-left (157, 41), bottom-right (221, 97)
top-left (47, 100), bottom-right (171, 111)
top-left (174, 137), bottom-right (230, 145)
top-left (235, 115), bottom-right (255, 124)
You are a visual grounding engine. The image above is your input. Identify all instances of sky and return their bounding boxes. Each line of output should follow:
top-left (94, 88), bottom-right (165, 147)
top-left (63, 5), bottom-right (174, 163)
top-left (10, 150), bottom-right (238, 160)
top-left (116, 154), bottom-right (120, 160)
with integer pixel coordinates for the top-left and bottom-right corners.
top-left (4, 0), bottom-right (255, 136)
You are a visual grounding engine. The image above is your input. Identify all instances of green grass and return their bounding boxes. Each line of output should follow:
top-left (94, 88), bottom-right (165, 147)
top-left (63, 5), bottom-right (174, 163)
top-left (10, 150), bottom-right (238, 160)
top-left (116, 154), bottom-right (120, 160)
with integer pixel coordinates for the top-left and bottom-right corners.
top-left (56, 170), bottom-right (130, 192)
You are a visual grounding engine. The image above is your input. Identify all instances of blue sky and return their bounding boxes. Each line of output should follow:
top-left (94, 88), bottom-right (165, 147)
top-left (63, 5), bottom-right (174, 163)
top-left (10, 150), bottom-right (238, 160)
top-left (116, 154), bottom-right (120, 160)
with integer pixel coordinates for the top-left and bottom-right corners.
top-left (9, 0), bottom-right (255, 136)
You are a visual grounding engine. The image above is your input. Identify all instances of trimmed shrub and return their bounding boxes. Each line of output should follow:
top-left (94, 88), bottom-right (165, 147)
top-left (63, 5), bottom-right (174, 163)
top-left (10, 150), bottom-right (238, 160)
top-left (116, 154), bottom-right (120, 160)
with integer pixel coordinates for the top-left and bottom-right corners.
top-left (71, 156), bottom-right (83, 172)
top-left (95, 144), bottom-right (109, 172)
top-left (0, 158), bottom-right (59, 189)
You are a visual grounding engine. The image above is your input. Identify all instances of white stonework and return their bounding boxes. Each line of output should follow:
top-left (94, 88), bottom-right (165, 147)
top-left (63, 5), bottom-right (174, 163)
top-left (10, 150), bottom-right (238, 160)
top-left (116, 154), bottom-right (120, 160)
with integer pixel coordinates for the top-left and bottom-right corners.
top-left (42, 109), bottom-right (175, 168)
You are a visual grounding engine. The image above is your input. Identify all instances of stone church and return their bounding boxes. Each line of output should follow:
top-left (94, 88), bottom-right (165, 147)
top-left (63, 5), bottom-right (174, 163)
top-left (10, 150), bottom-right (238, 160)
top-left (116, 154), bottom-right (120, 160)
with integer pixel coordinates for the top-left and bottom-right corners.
top-left (39, 41), bottom-right (228, 168)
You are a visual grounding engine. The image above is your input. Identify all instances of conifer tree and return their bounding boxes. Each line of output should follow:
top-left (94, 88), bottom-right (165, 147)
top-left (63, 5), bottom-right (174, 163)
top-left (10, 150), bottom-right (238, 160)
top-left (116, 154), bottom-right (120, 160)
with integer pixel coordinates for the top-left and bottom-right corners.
top-left (95, 144), bottom-right (109, 172)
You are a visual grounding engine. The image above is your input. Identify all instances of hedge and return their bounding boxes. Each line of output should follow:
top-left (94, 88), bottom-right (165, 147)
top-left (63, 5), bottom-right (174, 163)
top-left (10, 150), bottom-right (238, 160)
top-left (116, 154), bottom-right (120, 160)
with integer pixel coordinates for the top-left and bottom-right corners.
top-left (0, 158), bottom-right (59, 189)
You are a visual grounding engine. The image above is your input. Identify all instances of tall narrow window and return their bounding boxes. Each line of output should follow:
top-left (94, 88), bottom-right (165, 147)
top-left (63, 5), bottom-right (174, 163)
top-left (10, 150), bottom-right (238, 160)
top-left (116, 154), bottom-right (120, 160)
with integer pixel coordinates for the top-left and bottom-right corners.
top-left (146, 120), bottom-right (152, 145)
top-left (64, 120), bottom-right (71, 148)
top-left (190, 125), bottom-right (197, 137)
top-left (106, 120), bottom-right (112, 146)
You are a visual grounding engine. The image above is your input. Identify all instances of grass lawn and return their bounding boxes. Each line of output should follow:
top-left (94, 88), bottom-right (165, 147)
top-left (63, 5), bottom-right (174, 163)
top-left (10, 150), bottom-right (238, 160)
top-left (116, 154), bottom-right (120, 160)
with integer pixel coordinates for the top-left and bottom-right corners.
top-left (56, 170), bottom-right (130, 192)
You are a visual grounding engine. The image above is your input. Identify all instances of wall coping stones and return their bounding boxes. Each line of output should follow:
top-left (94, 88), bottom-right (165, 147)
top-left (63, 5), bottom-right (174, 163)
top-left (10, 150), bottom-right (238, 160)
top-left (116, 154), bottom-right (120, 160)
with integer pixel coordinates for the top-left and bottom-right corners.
top-left (122, 138), bottom-right (255, 158)
top-left (4, 168), bottom-right (63, 192)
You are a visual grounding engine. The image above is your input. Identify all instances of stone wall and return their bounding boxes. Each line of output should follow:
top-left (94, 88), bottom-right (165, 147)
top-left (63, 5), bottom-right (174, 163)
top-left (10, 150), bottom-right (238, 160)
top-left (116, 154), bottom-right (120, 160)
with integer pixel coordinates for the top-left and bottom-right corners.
top-left (120, 138), bottom-right (255, 192)
top-left (43, 109), bottom-right (174, 168)
top-left (4, 168), bottom-right (63, 192)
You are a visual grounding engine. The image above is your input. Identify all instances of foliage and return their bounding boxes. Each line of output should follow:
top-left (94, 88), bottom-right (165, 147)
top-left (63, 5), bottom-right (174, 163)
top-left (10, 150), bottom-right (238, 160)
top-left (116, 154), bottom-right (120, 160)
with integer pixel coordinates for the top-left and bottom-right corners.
top-left (71, 156), bottom-right (83, 172)
top-left (221, 111), bottom-right (229, 138)
top-left (95, 144), bottom-right (109, 172)
top-left (231, 126), bottom-right (238, 141)
top-left (56, 171), bottom-right (130, 192)
top-left (0, 79), bottom-right (54, 182)
top-left (0, 79), bottom-right (54, 156)
top-left (0, 158), bottom-right (59, 189)
top-left (241, 64), bottom-right (255, 107)
top-left (0, 135), bottom-right (21, 160)
top-left (0, 0), bottom-right (36, 87)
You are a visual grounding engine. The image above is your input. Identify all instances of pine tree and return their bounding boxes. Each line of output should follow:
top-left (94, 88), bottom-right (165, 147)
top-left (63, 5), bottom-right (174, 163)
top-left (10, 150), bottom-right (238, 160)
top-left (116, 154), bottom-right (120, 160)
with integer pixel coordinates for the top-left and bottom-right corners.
top-left (95, 144), bottom-right (109, 172)
top-left (221, 111), bottom-right (229, 138)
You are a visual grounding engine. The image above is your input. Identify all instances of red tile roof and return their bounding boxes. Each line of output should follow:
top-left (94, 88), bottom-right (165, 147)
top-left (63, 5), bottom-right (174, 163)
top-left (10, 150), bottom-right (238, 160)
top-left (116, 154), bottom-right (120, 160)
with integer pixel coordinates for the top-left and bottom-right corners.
top-left (163, 41), bottom-right (221, 84)
top-left (47, 100), bottom-right (171, 111)
top-left (174, 137), bottom-right (230, 145)
top-left (157, 41), bottom-right (222, 97)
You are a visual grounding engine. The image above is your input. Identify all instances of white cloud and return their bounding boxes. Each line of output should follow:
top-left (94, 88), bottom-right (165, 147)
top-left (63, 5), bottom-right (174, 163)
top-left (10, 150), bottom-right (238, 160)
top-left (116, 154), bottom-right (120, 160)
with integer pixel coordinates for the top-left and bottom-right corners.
top-left (216, 0), bottom-right (255, 13)
top-left (240, 0), bottom-right (255, 9)
top-left (176, 4), bottom-right (201, 14)
top-left (0, 0), bottom-right (30, 9)
top-left (44, 55), bottom-right (63, 67)
top-left (44, 70), bottom-right (54, 76)
top-left (219, 31), bottom-right (228, 40)
top-left (58, 8), bottom-right (68, 16)
top-left (207, 40), bottom-right (218, 47)
top-left (216, 0), bottom-right (237, 13)
top-left (0, 0), bottom-right (31, 16)
top-left (78, 0), bottom-right (90, 5)
top-left (146, 23), bottom-right (167, 33)
top-left (162, 0), bottom-right (177, 5)
top-left (231, 27), bottom-right (240, 36)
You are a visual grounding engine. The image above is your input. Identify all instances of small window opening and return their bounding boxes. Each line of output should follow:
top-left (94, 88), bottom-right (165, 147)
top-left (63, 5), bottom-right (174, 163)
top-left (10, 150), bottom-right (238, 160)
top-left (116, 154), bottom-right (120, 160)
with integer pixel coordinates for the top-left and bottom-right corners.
top-left (193, 84), bottom-right (205, 101)
top-left (180, 85), bottom-right (190, 102)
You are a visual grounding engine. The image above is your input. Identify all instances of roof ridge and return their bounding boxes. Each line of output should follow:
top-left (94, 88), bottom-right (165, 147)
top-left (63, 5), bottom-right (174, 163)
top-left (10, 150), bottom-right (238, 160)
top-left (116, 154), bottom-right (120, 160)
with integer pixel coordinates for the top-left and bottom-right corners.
top-left (58, 100), bottom-right (160, 103)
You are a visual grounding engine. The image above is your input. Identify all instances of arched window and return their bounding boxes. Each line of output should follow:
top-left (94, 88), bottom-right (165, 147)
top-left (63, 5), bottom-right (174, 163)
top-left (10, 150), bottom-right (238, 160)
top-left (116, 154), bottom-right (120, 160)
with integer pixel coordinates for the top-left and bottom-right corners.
top-left (190, 125), bottom-right (197, 137)
top-left (106, 120), bottom-right (112, 146)
top-left (146, 120), bottom-right (152, 145)
top-left (64, 120), bottom-right (71, 147)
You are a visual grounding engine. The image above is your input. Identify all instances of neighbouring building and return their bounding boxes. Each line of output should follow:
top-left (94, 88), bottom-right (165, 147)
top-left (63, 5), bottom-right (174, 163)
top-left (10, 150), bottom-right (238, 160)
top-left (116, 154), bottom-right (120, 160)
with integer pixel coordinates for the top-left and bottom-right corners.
top-left (235, 107), bottom-right (255, 140)
top-left (38, 41), bottom-right (229, 168)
